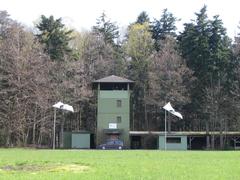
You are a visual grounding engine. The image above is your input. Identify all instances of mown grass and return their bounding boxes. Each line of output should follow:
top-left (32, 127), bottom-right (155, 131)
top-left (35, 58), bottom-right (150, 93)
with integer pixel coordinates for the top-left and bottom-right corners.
top-left (0, 149), bottom-right (239, 180)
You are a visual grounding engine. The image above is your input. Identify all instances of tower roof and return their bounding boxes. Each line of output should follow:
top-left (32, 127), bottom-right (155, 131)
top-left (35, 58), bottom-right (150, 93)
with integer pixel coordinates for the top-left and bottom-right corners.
top-left (93, 75), bottom-right (134, 83)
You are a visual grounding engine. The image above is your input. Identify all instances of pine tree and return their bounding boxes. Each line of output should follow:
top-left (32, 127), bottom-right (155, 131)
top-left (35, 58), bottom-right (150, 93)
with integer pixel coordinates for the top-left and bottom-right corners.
top-left (151, 9), bottom-right (177, 51)
top-left (136, 11), bottom-right (150, 25)
top-left (93, 12), bottom-right (119, 45)
top-left (178, 5), bottom-right (232, 148)
top-left (36, 15), bottom-right (73, 61)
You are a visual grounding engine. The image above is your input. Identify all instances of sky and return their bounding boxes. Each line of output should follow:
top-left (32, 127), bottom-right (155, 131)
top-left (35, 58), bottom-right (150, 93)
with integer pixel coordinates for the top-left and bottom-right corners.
top-left (1, 0), bottom-right (240, 39)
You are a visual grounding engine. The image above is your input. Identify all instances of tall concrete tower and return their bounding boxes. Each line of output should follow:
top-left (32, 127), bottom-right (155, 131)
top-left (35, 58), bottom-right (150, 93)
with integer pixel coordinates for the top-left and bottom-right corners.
top-left (93, 75), bottom-right (133, 147)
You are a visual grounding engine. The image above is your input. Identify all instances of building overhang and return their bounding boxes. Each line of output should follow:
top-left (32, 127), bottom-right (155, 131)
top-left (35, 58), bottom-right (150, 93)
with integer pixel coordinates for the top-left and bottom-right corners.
top-left (103, 129), bottom-right (123, 134)
top-left (92, 75), bottom-right (134, 90)
top-left (129, 131), bottom-right (240, 136)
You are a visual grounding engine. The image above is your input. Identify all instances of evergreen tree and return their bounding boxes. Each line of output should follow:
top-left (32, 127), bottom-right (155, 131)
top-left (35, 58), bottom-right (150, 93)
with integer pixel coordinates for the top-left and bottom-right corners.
top-left (92, 13), bottom-right (125, 77)
top-left (178, 6), bottom-right (232, 148)
top-left (93, 12), bottom-right (119, 45)
top-left (36, 15), bottom-right (73, 61)
top-left (209, 15), bottom-right (231, 75)
top-left (178, 5), bottom-right (212, 147)
top-left (226, 25), bottom-right (240, 133)
top-left (178, 5), bottom-right (211, 84)
top-left (136, 11), bottom-right (150, 24)
top-left (151, 9), bottom-right (177, 51)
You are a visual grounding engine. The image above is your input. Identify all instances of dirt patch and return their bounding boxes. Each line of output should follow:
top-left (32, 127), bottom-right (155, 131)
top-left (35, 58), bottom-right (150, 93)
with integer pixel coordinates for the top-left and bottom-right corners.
top-left (49, 164), bottom-right (89, 172)
top-left (1, 164), bottom-right (89, 173)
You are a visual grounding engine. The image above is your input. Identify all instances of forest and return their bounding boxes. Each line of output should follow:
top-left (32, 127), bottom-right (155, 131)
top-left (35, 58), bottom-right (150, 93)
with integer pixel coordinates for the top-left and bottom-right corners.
top-left (0, 5), bottom-right (240, 148)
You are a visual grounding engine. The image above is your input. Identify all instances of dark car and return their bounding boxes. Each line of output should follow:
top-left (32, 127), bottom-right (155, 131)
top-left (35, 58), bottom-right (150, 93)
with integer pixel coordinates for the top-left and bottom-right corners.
top-left (98, 139), bottom-right (124, 150)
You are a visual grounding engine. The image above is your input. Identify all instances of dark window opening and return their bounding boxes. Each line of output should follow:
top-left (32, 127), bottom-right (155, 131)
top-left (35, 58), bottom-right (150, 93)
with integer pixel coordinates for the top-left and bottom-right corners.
top-left (167, 137), bottom-right (181, 143)
top-left (100, 83), bottom-right (127, 90)
top-left (188, 137), bottom-right (206, 150)
top-left (117, 100), bottom-right (122, 107)
top-left (131, 136), bottom-right (142, 149)
top-left (117, 116), bottom-right (122, 123)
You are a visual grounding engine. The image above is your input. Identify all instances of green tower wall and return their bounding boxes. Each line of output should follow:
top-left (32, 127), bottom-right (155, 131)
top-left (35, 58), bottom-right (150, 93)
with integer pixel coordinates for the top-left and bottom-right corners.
top-left (97, 90), bottom-right (130, 147)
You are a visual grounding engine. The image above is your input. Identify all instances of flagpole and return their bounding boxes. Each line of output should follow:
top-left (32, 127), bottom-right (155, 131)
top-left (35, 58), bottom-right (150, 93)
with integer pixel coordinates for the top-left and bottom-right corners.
top-left (53, 108), bottom-right (56, 150)
top-left (165, 109), bottom-right (167, 151)
top-left (163, 102), bottom-right (183, 151)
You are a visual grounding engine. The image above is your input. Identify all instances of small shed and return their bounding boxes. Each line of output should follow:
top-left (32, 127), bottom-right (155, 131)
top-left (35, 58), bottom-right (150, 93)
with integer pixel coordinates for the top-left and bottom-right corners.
top-left (159, 135), bottom-right (187, 150)
top-left (63, 131), bottom-right (91, 149)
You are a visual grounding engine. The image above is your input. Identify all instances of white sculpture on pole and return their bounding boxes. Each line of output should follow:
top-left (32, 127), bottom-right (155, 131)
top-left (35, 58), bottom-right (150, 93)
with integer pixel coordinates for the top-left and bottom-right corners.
top-left (53, 101), bottom-right (74, 112)
top-left (163, 102), bottom-right (183, 150)
top-left (163, 102), bottom-right (182, 119)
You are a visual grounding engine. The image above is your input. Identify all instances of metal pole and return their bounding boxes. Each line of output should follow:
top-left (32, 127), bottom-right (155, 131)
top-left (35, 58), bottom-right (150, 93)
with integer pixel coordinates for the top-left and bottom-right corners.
top-left (165, 110), bottom-right (167, 150)
top-left (53, 108), bottom-right (56, 150)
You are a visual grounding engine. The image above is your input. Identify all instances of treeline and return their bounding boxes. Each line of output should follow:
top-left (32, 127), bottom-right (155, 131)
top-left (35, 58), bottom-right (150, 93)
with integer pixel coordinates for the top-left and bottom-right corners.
top-left (0, 6), bottom-right (240, 148)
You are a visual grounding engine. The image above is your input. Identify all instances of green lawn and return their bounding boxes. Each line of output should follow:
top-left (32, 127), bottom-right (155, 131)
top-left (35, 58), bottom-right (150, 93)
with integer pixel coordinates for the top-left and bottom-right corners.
top-left (0, 149), bottom-right (239, 180)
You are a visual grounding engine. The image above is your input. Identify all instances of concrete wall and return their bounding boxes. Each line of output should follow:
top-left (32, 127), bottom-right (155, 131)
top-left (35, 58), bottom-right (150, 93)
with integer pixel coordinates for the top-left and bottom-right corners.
top-left (97, 90), bottom-right (130, 147)
top-left (159, 135), bottom-right (187, 150)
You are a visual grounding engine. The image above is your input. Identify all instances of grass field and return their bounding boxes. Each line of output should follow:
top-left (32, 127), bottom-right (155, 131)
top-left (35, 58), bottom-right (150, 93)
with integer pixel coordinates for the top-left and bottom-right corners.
top-left (0, 149), bottom-right (239, 180)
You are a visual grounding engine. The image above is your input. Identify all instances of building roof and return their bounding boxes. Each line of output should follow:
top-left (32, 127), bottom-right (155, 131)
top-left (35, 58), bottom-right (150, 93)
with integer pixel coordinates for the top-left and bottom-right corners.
top-left (129, 131), bottom-right (240, 136)
top-left (93, 75), bottom-right (134, 83)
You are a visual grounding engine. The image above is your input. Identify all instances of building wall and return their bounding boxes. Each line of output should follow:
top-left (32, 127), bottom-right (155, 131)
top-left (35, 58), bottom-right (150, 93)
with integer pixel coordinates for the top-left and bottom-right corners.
top-left (97, 90), bottom-right (130, 147)
top-left (63, 132), bottom-right (72, 149)
top-left (72, 134), bottom-right (90, 149)
top-left (63, 132), bottom-right (90, 149)
top-left (159, 135), bottom-right (187, 150)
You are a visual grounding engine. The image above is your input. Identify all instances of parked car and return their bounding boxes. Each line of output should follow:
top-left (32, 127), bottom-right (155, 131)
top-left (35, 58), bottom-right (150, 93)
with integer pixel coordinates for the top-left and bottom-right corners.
top-left (98, 139), bottom-right (124, 150)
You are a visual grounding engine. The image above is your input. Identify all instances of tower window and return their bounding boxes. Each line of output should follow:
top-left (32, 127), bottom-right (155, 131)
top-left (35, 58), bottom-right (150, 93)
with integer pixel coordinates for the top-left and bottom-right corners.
top-left (166, 137), bottom-right (181, 143)
top-left (117, 116), bottom-right (122, 123)
top-left (117, 100), bottom-right (122, 107)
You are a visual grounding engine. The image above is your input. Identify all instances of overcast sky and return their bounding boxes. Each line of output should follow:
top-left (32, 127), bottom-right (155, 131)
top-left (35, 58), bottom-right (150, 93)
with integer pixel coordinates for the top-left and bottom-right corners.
top-left (1, 0), bottom-right (240, 39)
